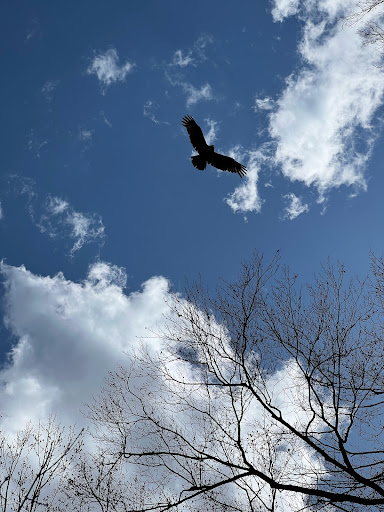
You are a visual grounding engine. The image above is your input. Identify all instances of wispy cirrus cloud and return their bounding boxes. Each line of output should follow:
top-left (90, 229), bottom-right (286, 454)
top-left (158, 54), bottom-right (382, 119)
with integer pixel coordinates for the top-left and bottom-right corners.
top-left (253, 96), bottom-right (275, 112)
top-left (87, 48), bottom-right (135, 94)
top-left (26, 129), bottom-right (48, 158)
top-left (143, 100), bottom-right (170, 125)
top-left (171, 50), bottom-right (194, 68)
top-left (184, 82), bottom-right (213, 107)
top-left (282, 192), bottom-right (309, 219)
top-left (41, 80), bottom-right (59, 105)
top-left (165, 34), bottom-right (215, 107)
top-left (38, 195), bottom-right (105, 256)
top-left (78, 128), bottom-right (94, 145)
top-left (166, 71), bottom-right (214, 108)
top-left (7, 177), bottom-right (105, 257)
top-left (170, 34), bottom-right (213, 68)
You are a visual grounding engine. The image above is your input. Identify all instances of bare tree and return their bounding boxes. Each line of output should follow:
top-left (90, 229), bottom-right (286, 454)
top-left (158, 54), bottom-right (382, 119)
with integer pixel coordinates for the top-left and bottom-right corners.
top-left (346, 1), bottom-right (384, 56)
top-left (86, 252), bottom-right (384, 511)
top-left (64, 448), bottom-right (152, 512)
top-left (0, 416), bottom-right (84, 511)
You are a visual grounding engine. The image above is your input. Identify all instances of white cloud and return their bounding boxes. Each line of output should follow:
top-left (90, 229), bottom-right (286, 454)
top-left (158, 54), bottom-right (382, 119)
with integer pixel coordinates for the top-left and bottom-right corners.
top-left (8, 178), bottom-right (106, 257)
top-left (143, 100), bottom-right (169, 125)
top-left (46, 196), bottom-right (69, 215)
top-left (282, 192), bottom-right (309, 219)
top-left (0, 201), bottom-right (3, 220)
top-left (41, 80), bottom-right (59, 104)
top-left (0, 259), bottom-right (354, 509)
top-left (269, 0), bottom-right (384, 199)
top-left (184, 82), bottom-right (213, 107)
top-left (35, 194), bottom-right (106, 256)
top-left (253, 96), bottom-right (274, 111)
top-left (203, 118), bottom-right (218, 145)
top-left (78, 128), bottom-right (93, 141)
top-left (87, 48), bottom-right (135, 93)
top-left (226, 148), bottom-right (266, 214)
top-left (65, 210), bottom-right (105, 256)
top-left (166, 71), bottom-right (214, 107)
top-left (143, 100), bottom-right (160, 124)
top-left (0, 262), bottom-right (329, 510)
top-left (0, 262), bottom-right (170, 435)
top-left (271, 0), bottom-right (300, 22)
top-left (193, 33), bottom-right (214, 58)
top-left (100, 110), bottom-right (112, 127)
top-left (169, 34), bottom-right (213, 68)
top-left (171, 49), bottom-right (194, 67)
top-left (26, 129), bottom-right (48, 158)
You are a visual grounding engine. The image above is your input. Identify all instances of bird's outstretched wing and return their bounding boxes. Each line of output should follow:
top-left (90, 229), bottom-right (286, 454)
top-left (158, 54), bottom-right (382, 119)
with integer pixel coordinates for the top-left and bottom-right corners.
top-left (182, 115), bottom-right (208, 153)
top-left (207, 152), bottom-right (247, 178)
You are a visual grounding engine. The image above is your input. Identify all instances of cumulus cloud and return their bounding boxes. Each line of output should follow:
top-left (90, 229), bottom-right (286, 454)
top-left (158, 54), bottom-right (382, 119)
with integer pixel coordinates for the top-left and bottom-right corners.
top-left (0, 261), bottom-right (333, 509)
top-left (282, 192), bottom-right (309, 219)
top-left (0, 262), bottom-right (170, 434)
top-left (7, 178), bottom-right (105, 257)
top-left (87, 48), bottom-right (135, 93)
top-left (268, 0), bottom-right (384, 199)
top-left (226, 148), bottom-right (266, 214)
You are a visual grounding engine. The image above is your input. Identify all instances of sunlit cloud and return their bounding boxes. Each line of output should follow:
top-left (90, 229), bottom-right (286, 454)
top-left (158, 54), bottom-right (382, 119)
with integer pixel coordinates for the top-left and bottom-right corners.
top-left (78, 128), bottom-right (94, 141)
top-left (203, 118), bottom-right (218, 145)
top-left (166, 71), bottom-right (214, 107)
top-left (271, 0), bottom-right (300, 22)
top-left (38, 195), bottom-right (105, 256)
top-left (87, 48), bottom-right (135, 94)
top-left (0, 261), bottom-right (332, 509)
top-left (226, 149), bottom-right (264, 214)
top-left (171, 49), bottom-right (194, 67)
top-left (253, 96), bottom-right (274, 111)
top-left (7, 178), bottom-right (105, 257)
top-left (269, 0), bottom-right (384, 200)
top-left (282, 192), bottom-right (309, 219)
top-left (184, 82), bottom-right (213, 107)
top-left (0, 262), bottom-right (169, 434)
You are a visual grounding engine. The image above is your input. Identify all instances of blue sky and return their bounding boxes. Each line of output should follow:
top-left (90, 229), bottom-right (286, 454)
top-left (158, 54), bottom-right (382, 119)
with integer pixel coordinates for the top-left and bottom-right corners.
top-left (1, 0), bottom-right (384, 507)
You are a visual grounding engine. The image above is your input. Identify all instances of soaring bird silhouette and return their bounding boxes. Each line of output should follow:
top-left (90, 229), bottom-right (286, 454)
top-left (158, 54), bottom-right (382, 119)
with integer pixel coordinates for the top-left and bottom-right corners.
top-left (182, 115), bottom-right (247, 178)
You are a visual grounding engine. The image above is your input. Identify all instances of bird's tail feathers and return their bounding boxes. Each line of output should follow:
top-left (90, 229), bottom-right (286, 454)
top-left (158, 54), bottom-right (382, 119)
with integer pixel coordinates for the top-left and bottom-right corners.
top-left (191, 155), bottom-right (207, 171)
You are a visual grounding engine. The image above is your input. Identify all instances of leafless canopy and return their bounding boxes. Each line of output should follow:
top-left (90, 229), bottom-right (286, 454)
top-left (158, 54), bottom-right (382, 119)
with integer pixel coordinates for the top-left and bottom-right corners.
top-left (87, 252), bottom-right (384, 512)
top-left (346, 1), bottom-right (384, 55)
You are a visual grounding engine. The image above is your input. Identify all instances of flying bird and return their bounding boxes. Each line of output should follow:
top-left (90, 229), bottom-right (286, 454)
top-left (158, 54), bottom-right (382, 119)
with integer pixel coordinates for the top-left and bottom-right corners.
top-left (182, 115), bottom-right (247, 178)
